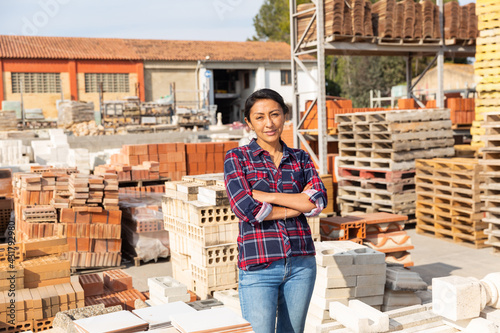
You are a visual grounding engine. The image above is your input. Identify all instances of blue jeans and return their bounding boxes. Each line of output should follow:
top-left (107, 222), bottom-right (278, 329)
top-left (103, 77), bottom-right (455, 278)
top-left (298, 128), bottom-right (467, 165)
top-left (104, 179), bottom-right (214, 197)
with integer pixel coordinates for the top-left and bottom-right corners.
top-left (239, 255), bottom-right (316, 333)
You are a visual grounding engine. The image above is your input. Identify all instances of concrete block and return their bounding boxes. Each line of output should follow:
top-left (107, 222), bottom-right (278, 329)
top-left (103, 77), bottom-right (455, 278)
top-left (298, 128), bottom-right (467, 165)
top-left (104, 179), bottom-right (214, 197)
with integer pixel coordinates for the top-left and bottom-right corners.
top-left (384, 303), bottom-right (432, 319)
top-left (314, 286), bottom-right (354, 299)
top-left (150, 293), bottom-right (190, 304)
top-left (383, 290), bottom-right (421, 308)
top-left (213, 289), bottom-right (240, 309)
top-left (357, 274), bottom-right (386, 287)
top-left (305, 312), bottom-right (334, 329)
top-left (349, 247), bottom-right (386, 265)
top-left (432, 276), bottom-right (482, 321)
top-left (316, 264), bottom-right (357, 278)
top-left (330, 300), bottom-right (389, 333)
top-left (400, 322), bottom-right (456, 333)
top-left (308, 303), bottom-right (331, 321)
top-left (386, 266), bottom-right (427, 291)
top-left (311, 294), bottom-right (348, 310)
top-left (315, 242), bottom-right (354, 267)
top-left (357, 264), bottom-right (387, 276)
top-left (313, 321), bottom-right (344, 333)
top-left (355, 295), bottom-right (384, 307)
top-left (315, 275), bottom-right (357, 289)
top-left (444, 317), bottom-right (499, 333)
top-left (355, 284), bottom-right (385, 298)
top-left (148, 276), bottom-right (187, 297)
top-left (481, 306), bottom-right (500, 325)
top-left (389, 310), bottom-right (443, 331)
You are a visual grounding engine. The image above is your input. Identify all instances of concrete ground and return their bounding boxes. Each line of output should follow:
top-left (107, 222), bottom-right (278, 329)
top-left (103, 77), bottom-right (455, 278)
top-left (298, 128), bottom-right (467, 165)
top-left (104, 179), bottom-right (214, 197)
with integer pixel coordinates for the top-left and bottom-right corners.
top-left (119, 226), bottom-right (500, 294)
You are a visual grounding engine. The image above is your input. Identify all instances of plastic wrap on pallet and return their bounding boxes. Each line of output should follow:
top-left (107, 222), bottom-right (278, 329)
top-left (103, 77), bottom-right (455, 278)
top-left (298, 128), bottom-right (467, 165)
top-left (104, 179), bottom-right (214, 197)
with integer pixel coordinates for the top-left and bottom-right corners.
top-left (119, 193), bottom-right (169, 263)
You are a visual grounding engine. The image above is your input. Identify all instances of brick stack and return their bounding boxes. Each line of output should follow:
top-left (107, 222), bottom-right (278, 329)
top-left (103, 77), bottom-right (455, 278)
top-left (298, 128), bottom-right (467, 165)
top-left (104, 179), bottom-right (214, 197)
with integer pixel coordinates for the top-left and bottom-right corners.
top-left (416, 158), bottom-right (488, 249)
top-left (446, 97), bottom-right (475, 126)
top-left (0, 280), bottom-right (84, 332)
top-left (305, 241), bottom-right (386, 332)
top-left (475, 0), bottom-right (500, 123)
top-left (59, 207), bottom-right (122, 268)
top-left (111, 143), bottom-right (186, 181)
top-left (81, 271), bottom-right (147, 310)
top-left (162, 174), bottom-right (239, 299)
top-left (480, 112), bottom-right (500, 254)
top-left (185, 142), bottom-right (238, 176)
top-left (0, 197), bottom-right (12, 236)
top-left (336, 109), bottom-right (455, 220)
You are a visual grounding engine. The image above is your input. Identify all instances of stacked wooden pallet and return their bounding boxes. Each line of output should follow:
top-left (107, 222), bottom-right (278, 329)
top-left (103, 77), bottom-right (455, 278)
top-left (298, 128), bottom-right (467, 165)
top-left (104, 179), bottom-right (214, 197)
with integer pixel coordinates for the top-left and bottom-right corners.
top-left (416, 158), bottom-right (488, 249)
top-left (475, 0), bottom-right (500, 122)
top-left (162, 174), bottom-right (240, 299)
top-left (336, 109), bottom-right (454, 218)
top-left (480, 112), bottom-right (500, 254)
top-left (0, 110), bottom-right (18, 131)
top-left (58, 207), bottom-right (122, 268)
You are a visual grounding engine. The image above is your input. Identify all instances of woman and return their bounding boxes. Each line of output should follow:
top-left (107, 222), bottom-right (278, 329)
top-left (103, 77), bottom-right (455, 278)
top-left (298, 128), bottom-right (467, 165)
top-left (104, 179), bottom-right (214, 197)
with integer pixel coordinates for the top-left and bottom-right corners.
top-left (224, 88), bottom-right (327, 333)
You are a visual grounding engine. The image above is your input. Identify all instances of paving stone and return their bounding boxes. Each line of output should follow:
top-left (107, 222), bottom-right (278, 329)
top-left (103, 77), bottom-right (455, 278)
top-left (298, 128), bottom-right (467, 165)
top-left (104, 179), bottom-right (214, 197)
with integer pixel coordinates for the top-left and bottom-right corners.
top-left (314, 286), bottom-right (355, 299)
top-left (356, 295), bottom-right (384, 307)
top-left (386, 266), bottom-right (427, 291)
top-left (311, 294), bottom-right (348, 310)
top-left (398, 322), bottom-right (455, 332)
top-left (355, 284), bottom-right (385, 297)
top-left (357, 274), bottom-right (386, 287)
top-left (385, 304), bottom-right (432, 319)
top-left (432, 276), bottom-right (482, 321)
top-left (444, 317), bottom-right (499, 332)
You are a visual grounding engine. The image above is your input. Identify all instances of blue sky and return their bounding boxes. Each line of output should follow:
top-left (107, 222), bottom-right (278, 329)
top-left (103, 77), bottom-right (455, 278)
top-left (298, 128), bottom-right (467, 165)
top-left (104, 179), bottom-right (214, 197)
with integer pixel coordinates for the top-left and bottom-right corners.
top-left (0, 0), bottom-right (476, 41)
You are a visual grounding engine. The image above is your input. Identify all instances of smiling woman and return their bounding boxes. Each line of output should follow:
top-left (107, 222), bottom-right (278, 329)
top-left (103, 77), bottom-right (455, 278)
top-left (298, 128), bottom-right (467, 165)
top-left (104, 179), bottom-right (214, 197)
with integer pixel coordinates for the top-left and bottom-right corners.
top-left (224, 89), bottom-right (327, 333)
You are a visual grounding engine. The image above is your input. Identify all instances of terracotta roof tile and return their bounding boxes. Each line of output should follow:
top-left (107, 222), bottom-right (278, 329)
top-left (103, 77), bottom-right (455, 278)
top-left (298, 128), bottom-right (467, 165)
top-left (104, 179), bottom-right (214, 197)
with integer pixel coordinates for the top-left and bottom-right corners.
top-left (0, 35), bottom-right (302, 62)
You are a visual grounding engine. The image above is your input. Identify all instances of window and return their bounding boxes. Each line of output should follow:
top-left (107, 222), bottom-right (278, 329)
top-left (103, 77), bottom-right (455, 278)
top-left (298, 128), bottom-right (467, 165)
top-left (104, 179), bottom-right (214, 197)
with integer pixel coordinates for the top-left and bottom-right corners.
top-left (281, 70), bottom-right (291, 86)
top-left (11, 73), bottom-right (61, 94)
top-left (84, 73), bottom-right (129, 93)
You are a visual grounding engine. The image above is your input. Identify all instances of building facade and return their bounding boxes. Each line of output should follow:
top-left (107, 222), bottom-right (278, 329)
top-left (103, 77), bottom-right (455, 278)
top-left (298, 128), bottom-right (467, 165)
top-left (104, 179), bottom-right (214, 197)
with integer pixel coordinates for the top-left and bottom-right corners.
top-left (0, 36), bottom-right (316, 123)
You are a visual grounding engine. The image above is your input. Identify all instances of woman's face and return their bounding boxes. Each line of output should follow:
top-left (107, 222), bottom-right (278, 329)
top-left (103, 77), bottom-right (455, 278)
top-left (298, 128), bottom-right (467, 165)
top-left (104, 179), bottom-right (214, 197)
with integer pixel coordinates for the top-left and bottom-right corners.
top-left (245, 99), bottom-right (285, 147)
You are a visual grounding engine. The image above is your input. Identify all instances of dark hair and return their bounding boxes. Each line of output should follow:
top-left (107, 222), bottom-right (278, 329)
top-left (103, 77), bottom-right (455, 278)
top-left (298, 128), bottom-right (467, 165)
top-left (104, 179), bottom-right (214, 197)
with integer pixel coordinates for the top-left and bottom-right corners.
top-left (244, 89), bottom-right (289, 122)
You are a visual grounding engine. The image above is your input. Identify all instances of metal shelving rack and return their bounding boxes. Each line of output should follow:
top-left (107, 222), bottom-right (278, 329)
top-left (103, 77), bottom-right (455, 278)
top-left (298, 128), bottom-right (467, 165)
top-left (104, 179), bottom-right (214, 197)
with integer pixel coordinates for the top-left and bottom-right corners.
top-left (289, 0), bottom-right (475, 174)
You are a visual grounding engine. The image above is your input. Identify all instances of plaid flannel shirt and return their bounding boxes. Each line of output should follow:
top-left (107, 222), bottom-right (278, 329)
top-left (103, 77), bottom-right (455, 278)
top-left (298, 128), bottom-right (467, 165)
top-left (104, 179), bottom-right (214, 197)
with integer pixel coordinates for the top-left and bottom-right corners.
top-left (224, 139), bottom-right (327, 271)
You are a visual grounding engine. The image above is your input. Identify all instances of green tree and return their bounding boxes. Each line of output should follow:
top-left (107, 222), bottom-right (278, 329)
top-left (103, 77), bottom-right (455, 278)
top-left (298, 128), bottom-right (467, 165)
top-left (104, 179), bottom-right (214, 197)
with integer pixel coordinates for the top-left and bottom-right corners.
top-left (251, 0), bottom-right (310, 43)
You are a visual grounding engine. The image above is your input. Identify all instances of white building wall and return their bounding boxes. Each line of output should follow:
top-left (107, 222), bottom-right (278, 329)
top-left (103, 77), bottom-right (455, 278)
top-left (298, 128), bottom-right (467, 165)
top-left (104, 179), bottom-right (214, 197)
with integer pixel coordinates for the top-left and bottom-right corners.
top-left (266, 68), bottom-right (318, 112)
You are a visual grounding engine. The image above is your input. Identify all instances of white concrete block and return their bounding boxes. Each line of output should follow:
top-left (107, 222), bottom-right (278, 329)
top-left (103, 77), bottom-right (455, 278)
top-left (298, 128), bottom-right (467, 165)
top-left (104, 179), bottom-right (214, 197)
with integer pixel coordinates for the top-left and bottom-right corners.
top-left (383, 290), bottom-right (421, 309)
top-left (150, 293), bottom-right (190, 304)
top-left (355, 284), bottom-right (385, 298)
top-left (432, 276), bottom-right (482, 321)
top-left (313, 321), bottom-right (344, 333)
top-left (349, 248), bottom-right (386, 265)
top-left (148, 276), bottom-right (188, 297)
top-left (308, 303), bottom-right (331, 321)
top-left (356, 295), bottom-right (384, 307)
top-left (305, 312), bottom-right (334, 327)
top-left (349, 299), bottom-right (389, 332)
top-left (384, 304), bottom-right (432, 319)
top-left (357, 274), bottom-right (386, 287)
top-left (315, 242), bottom-right (354, 267)
top-left (400, 322), bottom-right (455, 333)
top-left (389, 310), bottom-right (443, 331)
top-left (314, 286), bottom-right (355, 299)
top-left (315, 275), bottom-right (357, 289)
top-left (311, 294), bottom-right (349, 310)
top-left (317, 264), bottom-right (357, 278)
top-left (357, 264), bottom-right (387, 276)
top-left (481, 306), bottom-right (500, 325)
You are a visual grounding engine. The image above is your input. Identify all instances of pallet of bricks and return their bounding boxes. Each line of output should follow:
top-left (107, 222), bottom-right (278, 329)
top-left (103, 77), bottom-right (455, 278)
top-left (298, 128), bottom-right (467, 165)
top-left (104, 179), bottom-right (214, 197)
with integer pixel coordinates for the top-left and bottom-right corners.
top-left (12, 166), bottom-right (122, 268)
top-left (475, 0), bottom-right (500, 127)
top-left (335, 108), bottom-right (455, 221)
top-left (415, 158), bottom-right (488, 249)
top-left (0, 237), bottom-right (84, 332)
top-left (185, 142), bottom-right (238, 176)
top-left (162, 174), bottom-right (240, 299)
top-left (480, 112), bottom-right (500, 255)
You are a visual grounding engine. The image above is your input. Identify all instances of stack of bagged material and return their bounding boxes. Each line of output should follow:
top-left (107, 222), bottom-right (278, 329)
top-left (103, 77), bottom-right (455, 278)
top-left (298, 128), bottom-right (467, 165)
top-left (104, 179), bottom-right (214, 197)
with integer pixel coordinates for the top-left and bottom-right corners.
top-left (120, 195), bottom-right (169, 263)
top-left (480, 112), bottom-right (500, 254)
top-left (416, 158), bottom-right (488, 249)
top-left (57, 100), bottom-right (95, 127)
top-left (147, 276), bottom-right (191, 305)
top-left (382, 265), bottom-right (427, 312)
top-left (336, 109), bottom-right (454, 219)
top-left (475, 0), bottom-right (500, 122)
top-left (171, 307), bottom-right (252, 333)
top-left (0, 110), bottom-right (18, 131)
top-left (305, 241), bottom-right (386, 332)
top-left (0, 139), bottom-right (30, 166)
top-left (162, 174), bottom-right (239, 299)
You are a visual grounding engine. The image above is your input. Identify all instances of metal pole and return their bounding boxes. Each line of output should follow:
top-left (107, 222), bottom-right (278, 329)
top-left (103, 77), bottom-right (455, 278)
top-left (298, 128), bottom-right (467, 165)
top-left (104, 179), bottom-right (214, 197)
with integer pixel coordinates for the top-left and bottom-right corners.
top-left (437, 0), bottom-right (444, 108)
top-left (290, 0), bottom-right (299, 149)
top-left (99, 82), bottom-right (103, 126)
top-left (316, 0), bottom-right (328, 175)
top-left (406, 56), bottom-right (412, 99)
top-left (370, 90), bottom-right (373, 108)
top-left (20, 77), bottom-right (25, 129)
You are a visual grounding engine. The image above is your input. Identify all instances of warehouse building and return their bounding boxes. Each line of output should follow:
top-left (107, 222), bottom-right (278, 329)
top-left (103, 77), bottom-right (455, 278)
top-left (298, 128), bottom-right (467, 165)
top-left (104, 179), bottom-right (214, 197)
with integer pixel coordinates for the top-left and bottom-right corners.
top-left (0, 35), bottom-right (317, 123)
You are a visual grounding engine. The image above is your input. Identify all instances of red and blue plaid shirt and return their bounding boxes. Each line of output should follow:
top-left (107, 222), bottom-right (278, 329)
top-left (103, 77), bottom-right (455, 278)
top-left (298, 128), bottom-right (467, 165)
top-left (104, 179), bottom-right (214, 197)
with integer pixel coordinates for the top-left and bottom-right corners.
top-left (224, 139), bottom-right (327, 271)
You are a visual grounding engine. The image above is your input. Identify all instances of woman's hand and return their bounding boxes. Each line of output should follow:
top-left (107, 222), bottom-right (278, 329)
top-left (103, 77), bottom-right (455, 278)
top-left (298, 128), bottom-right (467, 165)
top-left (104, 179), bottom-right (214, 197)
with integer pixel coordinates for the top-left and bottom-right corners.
top-left (252, 190), bottom-right (274, 204)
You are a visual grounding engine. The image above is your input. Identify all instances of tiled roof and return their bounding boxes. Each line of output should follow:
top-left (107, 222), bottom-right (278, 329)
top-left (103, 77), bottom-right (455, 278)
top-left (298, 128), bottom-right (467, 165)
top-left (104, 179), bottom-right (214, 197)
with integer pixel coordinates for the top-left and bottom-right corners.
top-left (0, 35), bottom-right (299, 62)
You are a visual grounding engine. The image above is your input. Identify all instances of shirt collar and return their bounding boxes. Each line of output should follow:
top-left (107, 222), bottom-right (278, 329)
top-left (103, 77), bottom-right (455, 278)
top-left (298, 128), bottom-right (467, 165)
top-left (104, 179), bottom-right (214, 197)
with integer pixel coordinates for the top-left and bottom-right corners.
top-left (249, 138), bottom-right (296, 162)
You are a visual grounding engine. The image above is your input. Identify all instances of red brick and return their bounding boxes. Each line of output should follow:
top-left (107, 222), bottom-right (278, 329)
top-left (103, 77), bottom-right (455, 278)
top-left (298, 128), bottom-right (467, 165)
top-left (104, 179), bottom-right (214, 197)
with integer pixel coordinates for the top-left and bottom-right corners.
top-left (176, 162), bottom-right (186, 172)
top-left (176, 143), bottom-right (185, 153)
top-left (197, 143), bottom-right (207, 154)
top-left (147, 144), bottom-right (158, 156)
top-left (129, 155), bottom-right (139, 166)
top-left (138, 155), bottom-right (149, 164)
top-left (214, 143), bottom-right (224, 153)
top-left (103, 269), bottom-right (133, 292)
top-left (157, 144), bottom-right (168, 154)
top-left (79, 274), bottom-right (104, 297)
top-left (76, 238), bottom-right (90, 252)
top-left (206, 143), bottom-right (215, 153)
top-left (135, 144), bottom-right (148, 155)
top-left (186, 144), bottom-right (197, 154)
top-left (159, 154), bottom-right (168, 163)
top-left (148, 155), bottom-right (159, 162)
